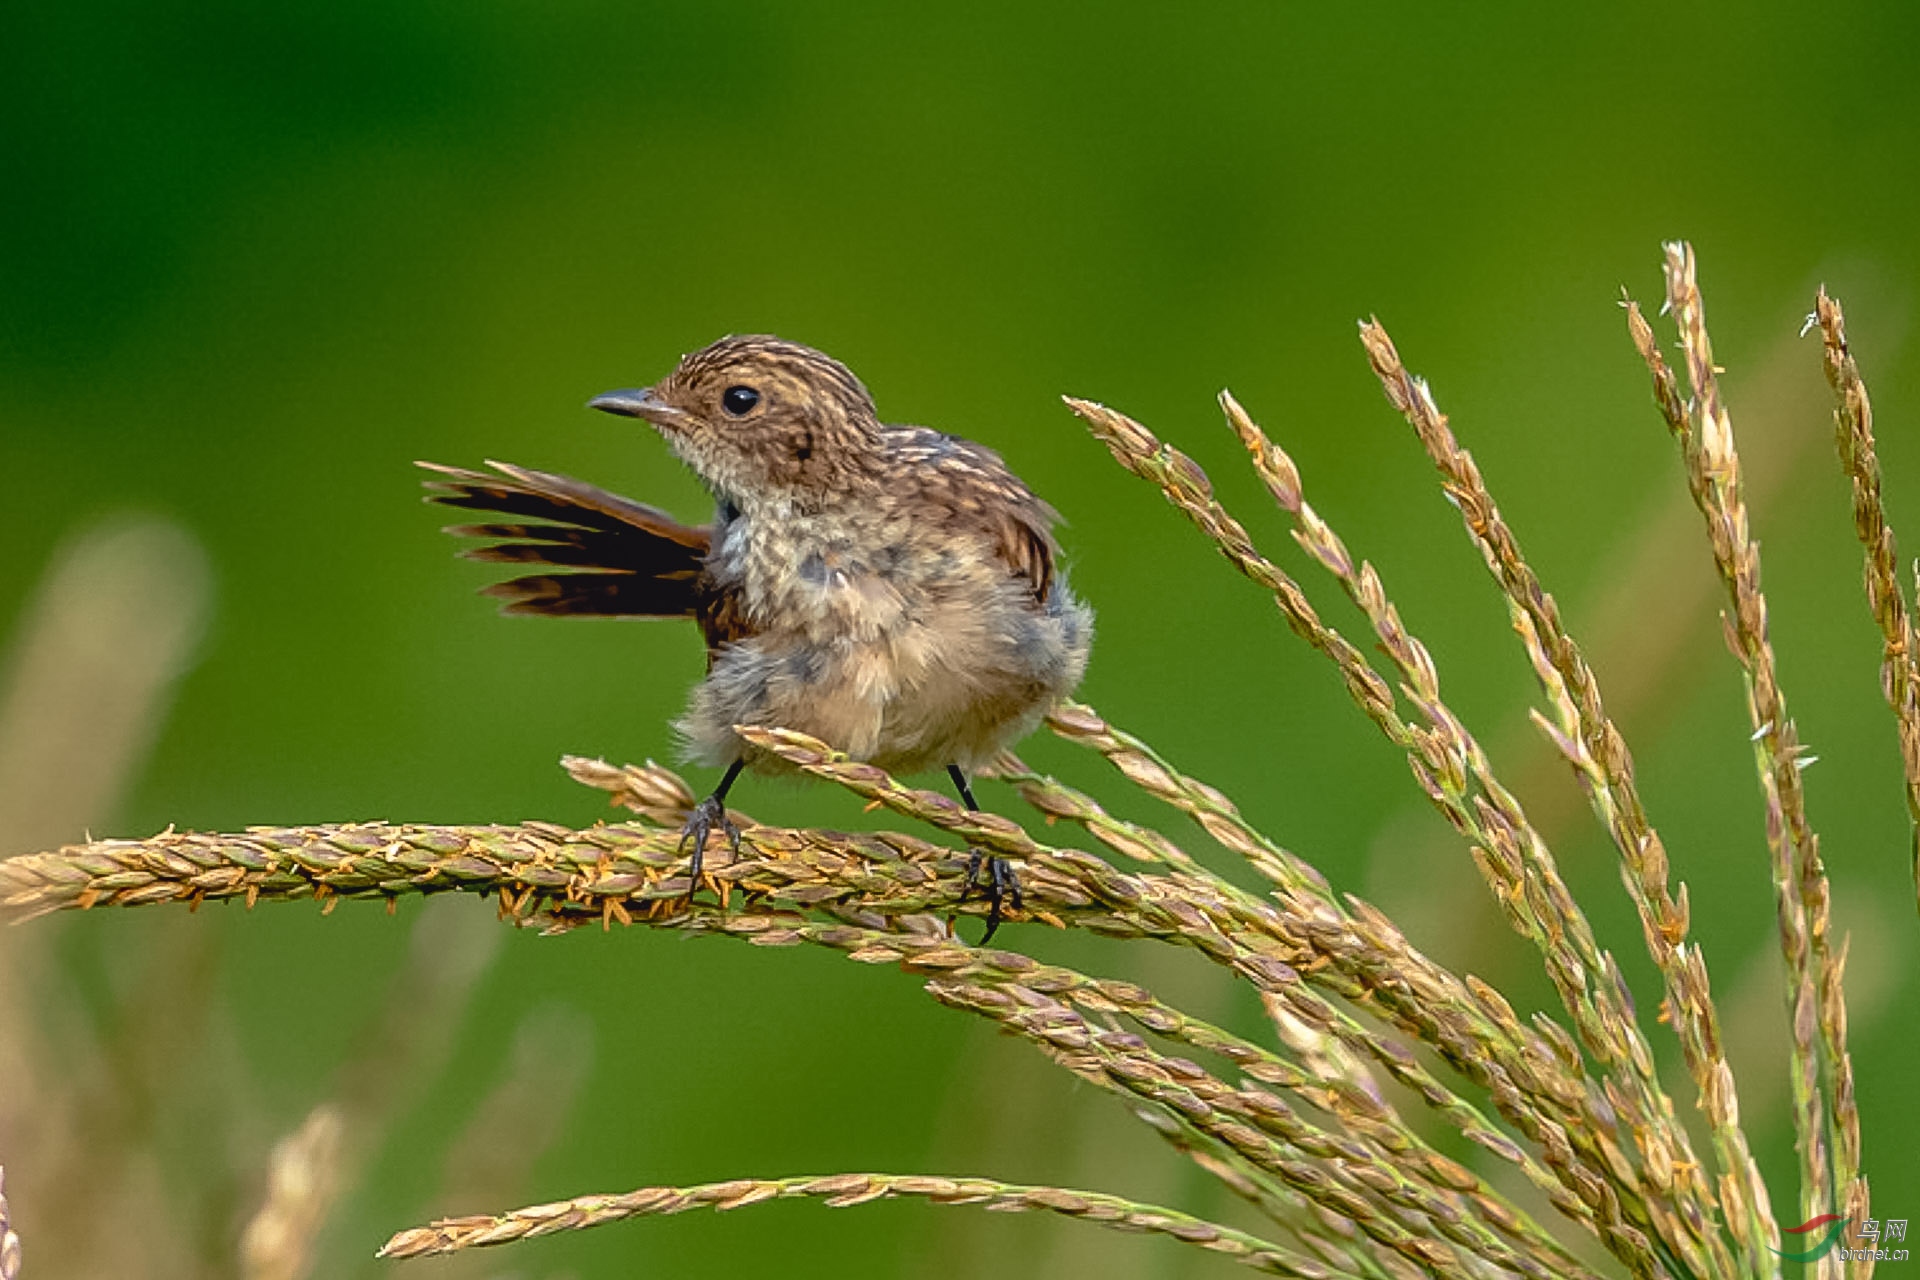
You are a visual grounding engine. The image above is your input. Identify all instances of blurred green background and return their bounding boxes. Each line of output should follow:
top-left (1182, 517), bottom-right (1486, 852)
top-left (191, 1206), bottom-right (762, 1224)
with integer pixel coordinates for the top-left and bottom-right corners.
top-left (4, 2), bottom-right (1919, 1275)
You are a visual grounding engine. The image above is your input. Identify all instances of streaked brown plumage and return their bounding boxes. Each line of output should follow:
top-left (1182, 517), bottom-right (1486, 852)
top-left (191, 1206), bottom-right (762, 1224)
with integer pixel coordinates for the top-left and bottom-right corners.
top-left (421, 335), bottom-right (1093, 937)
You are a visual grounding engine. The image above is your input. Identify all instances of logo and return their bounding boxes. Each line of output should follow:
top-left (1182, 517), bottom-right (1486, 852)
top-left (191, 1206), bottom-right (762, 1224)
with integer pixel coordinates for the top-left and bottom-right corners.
top-left (1773, 1215), bottom-right (1848, 1262)
top-left (1772, 1215), bottom-right (1909, 1264)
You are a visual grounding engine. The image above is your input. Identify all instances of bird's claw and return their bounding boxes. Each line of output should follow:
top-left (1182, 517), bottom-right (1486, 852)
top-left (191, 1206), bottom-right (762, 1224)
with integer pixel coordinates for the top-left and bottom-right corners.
top-left (677, 794), bottom-right (742, 905)
top-left (958, 848), bottom-right (1023, 944)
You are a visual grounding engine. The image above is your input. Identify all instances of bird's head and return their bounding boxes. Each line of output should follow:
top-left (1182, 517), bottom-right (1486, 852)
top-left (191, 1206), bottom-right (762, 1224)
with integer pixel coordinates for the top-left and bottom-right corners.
top-left (590, 335), bottom-right (881, 511)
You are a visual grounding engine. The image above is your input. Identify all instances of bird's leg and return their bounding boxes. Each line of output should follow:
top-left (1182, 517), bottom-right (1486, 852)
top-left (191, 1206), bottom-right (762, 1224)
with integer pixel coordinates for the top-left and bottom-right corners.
top-left (948, 763), bottom-right (1022, 943)
top-left (678, 757), bottom-right (746, 904)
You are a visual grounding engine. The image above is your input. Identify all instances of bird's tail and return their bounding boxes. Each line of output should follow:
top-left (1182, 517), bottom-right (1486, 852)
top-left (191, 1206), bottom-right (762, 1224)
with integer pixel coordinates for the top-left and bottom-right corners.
top-left (418, 460), bottom-right (712, 618)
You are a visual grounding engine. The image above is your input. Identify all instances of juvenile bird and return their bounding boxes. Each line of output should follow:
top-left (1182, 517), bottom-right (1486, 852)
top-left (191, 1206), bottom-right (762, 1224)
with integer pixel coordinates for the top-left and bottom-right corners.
top-left (421, 336), bottom-right (1093, 939)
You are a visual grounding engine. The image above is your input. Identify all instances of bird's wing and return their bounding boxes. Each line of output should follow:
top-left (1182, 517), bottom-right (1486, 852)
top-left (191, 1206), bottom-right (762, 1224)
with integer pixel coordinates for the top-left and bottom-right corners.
top-left (991, 508), bottom-right (1057, 603)
top-left (419, 460), bottom-right (712, 617)
top-left (884, 427), bottom-right (1060, 602)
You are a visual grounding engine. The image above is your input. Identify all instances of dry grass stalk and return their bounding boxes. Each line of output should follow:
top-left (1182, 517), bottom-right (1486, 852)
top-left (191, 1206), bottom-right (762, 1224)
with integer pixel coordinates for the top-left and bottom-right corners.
top-left (668, 905), bottom-right (1340, 1258)
top-left (0, 761), bottom-right (1605, 1276)
top-left (1628, 243), bottom-right (1862, 1276)
top-left (1003, 715), bottom-right (1608, 1261)
top-left (0, 516), bottom-right (211, 861)
top-left (1815, 287), bottom-right (1920, 916)
top-left (0, 816), bottom-right (965, 928)
top-left (0, 1166), bottom-right (19, 1280)
top-left (768, 891), bottom-right (1581, 1276)
top-left (0, 779), bottom-right (1584, 1271)
top-left (563, 753), bottom-right (716, 827)
top-left (1064, 396), bottom-right (1684, 1275)
top-left (239, 1105), bottom-right (345, 1280)
top-left (1811, 284), bottom-right (1905, 1267)
top-left (1341, 321), bottom-right (1760, 1279)
top-left (744, 724), bottom-right (1649, 1261)
top-left (0, 515), bottom-right (223, 1280)
top-left (933, 984), bottom-right (1481, 1274)
top-left (586, 717), bottom-right (1564, 1230)
top-left (996, 727), bottom-right (1588, 1249)
top-left (376, 1172), bottom-right (1335, 1276)
top-left (1029, 703), bottom-right (1334, 903)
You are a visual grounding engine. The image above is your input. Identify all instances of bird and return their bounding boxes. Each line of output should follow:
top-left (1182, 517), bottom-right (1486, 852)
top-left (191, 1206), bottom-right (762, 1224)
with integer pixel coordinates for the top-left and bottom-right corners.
top-left (420, 335), bottom-right (1093, 940)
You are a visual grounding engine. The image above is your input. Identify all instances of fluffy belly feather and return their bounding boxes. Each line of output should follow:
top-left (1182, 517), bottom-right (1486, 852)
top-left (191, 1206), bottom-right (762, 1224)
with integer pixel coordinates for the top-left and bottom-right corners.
top-left (677, 580), bottom-right (1091, 777)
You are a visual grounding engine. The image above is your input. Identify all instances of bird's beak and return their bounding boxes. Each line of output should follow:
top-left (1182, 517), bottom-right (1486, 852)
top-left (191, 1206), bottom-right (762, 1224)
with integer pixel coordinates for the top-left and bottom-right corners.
top-left (588, 387), bottom-right (690, 431)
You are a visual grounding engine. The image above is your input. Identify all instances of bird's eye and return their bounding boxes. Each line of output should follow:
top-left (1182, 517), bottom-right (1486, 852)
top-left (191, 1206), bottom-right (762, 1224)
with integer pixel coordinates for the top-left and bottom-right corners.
top-left (721, 385), bottom-right (760, 417)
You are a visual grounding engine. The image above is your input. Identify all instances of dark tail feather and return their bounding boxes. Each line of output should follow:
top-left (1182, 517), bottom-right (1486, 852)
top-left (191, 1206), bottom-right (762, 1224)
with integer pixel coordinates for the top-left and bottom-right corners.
top-left (419, 460), bottom-right (712, 618)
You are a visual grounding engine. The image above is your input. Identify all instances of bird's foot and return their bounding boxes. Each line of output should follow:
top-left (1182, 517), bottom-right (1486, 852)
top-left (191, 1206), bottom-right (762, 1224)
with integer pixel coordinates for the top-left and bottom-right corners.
top-left (676, 793), bottom-right (742, 906)
top-left (958, 849), bottom-right (1024, 944)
